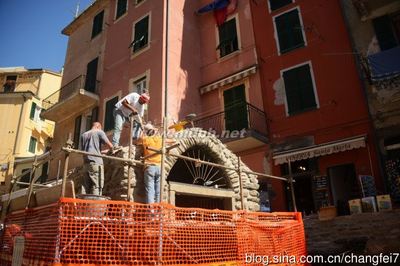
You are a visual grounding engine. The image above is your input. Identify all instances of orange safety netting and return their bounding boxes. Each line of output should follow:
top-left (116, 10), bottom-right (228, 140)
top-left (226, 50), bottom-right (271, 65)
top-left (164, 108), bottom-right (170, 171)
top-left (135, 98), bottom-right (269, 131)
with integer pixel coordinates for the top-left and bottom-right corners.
top-left (0, 198), bottom-right (306, 265)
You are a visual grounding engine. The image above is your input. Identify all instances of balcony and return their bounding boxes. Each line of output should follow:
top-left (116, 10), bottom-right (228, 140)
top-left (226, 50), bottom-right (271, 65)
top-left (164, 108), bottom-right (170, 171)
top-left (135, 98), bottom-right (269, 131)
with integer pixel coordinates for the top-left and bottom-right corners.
top-left (352, 0), bottom-right (400, 21)
top-left (194, 102), bottom-right (268, 152)
top-left (41, 75), bottom-right (100, 122)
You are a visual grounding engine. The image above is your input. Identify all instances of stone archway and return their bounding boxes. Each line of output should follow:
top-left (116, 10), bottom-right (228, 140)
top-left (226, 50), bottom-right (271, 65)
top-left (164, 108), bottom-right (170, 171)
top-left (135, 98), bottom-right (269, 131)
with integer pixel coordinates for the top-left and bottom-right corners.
top-left (101, 128), bottom-right (260, 211)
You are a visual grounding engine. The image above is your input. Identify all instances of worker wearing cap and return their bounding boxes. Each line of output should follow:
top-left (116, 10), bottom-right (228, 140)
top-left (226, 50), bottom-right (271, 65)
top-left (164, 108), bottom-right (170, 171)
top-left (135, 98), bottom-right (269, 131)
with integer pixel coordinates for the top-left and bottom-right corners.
top-left (112, 92), bottom-right (150, 148)
top-left (140, 123), bottom-right (174, 203)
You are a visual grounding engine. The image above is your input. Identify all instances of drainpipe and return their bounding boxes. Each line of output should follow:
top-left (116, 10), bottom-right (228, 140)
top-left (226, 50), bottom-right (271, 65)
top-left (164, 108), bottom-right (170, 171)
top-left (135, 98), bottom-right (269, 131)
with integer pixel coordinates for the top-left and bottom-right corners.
top-left (13, 94), bottom-right (28, 156)
top-left (338, 0), bottom-right (386, 191)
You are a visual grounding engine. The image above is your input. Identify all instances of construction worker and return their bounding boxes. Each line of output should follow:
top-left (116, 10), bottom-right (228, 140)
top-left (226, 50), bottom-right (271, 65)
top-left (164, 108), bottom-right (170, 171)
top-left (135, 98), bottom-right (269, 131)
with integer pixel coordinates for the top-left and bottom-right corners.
top-left (80, 122), bottom-right (113, 195)
top-left (140, 123), bottom-right (174, 203)
top-left (112, 91), bottom-right (150, 148)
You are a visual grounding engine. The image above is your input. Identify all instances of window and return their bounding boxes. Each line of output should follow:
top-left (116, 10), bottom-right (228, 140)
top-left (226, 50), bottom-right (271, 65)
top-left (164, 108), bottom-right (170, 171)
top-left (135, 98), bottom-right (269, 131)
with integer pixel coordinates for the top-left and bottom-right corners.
top-left (104, 96), bottom-right (119, 132)
top-left (274, 8), bottom-right (305, 54)
top-left (133, 76), bottom-right (147, 94)
top-left (85, 57), bottom-right (99, 93)
top-left (282, 63), bottom-right (317, 115)
top-left (29, 136), bottom-right (37, 153)
top-left (373, 13), bottom-right (400, 51)
top-left (30, 102), bottom-right (37, 120)
top-left (217, 18), bottom-right (239, 57)
top-left (269, 0), bottom-right (292, 11)
top-left (91, 10), bottom-right (104, 39)
top-left (29, 102), bottom-right (41, 121)
top-left (20, 168), bottom-right (31, 188)
top-left (3, 75), bottom-right (17, 92)
top-left (73, 115), bottom-right (82, 149)
top-left (115, 0), bottom-right (127, 20)
top-left (132, 16), bottom-right (149, 53)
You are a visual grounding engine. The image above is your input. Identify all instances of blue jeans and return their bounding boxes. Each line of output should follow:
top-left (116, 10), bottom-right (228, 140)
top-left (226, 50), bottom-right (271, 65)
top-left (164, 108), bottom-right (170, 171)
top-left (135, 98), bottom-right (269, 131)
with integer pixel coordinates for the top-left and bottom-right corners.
top-left (112, 109), bottom-right (142, 146)
top-left (144, 165), bottom-right (161, 204)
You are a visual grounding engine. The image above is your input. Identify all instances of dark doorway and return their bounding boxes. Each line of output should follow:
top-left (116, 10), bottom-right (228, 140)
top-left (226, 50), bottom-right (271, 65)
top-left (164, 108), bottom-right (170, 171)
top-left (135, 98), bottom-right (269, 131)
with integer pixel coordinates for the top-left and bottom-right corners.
top-left (328, 164), bottom-right (358, 215)
top-left (175, 194), bottom-right (226, 210)
top-left (293, 175), bottom-right (314, 215)
top-left (85, 57), bottom-right (98, 93)
top-left (281, 159), bottom-right (317, 214)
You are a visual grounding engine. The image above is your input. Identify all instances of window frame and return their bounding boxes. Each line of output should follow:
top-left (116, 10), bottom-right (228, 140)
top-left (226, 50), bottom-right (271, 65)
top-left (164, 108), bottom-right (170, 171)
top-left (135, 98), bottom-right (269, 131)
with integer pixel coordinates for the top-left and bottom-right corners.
top-left (131, 13), bottom-right (151, 55)
top-left (272, 6), bottom-right (307, 55)
top-left (103, 93), bottom-right (121, 132)
top-left (28, 136), bottom-right (37, 153)
top-left (3, 75), bottom-right (17, 92)
top-left (91, 10), bottom-right (104, 39)
top-left (280, 61), bottom-right (319, 116)
top-left (267, 0), bottom-right (294, 13)
top-left (115, 0), bottom-right (128, 21)
top-left (216, 15), bottom-right (241, 58)
top-left (134, 0), bottom-right (146, 7)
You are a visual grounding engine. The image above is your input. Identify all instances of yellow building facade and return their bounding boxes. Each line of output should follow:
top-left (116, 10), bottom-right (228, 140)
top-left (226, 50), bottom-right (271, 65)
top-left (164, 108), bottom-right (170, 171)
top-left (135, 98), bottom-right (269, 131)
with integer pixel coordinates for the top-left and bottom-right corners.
top-left (0, 67), bottom-right (62, 195)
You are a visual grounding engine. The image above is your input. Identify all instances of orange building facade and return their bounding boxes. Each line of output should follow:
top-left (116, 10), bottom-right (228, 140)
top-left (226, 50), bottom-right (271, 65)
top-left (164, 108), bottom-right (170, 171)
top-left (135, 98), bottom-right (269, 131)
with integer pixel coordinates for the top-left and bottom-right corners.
top-left (250, 0), bottom-right (382, 213)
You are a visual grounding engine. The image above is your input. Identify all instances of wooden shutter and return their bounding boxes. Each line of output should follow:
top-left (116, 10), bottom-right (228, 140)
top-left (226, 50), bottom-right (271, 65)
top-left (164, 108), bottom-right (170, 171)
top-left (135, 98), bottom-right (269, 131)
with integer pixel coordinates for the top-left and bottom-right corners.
top-left (91, 10), bottom-right (104, 38)
top-left (85, 58), bottom-right (98, 93)
top-left (223, 84), bottom-right (248, 131)
top-left (29, 137), bottom-right (37, 153)
top-left (269, 0), bottom-right (292, 11)
top-left (104, 96), bottom-right (119, 131)
top-left (275, 9), bottom-right (304, 53)
top-left (30, 102), bottom-right (37, 120)
top-left (283, 64), bottom-right (316, 115)
top-left (373, 15), bottom-right (397, 51)
top-left (116, 0), bottom-right (127, 19)
top-left (133, 16), bottom-right (149, 52)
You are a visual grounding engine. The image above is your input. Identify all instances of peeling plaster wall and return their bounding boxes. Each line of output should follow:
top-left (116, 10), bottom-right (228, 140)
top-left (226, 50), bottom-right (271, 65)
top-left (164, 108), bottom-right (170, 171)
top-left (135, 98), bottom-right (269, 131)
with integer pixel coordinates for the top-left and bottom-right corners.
top-left (340, 0), bottom-right (400, 131)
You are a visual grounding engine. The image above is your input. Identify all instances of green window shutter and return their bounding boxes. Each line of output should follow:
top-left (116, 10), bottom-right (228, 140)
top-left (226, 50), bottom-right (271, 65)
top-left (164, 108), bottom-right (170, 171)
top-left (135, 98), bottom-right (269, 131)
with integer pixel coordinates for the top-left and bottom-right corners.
top-left (30, 102), bottom-right (37, 120)
top-left (372, 15), bottom-right (397, 51)
top-left (269, 0), bottom-right (292, 11)
top-left (218, 18), bottom-right (238, 57)
top-left (91, 10), bottom-right (104, 38)
top-left (133, 16), bottom-right (149, 52)
top-left (104, 96), bottom-right (119, 132)
top-left (29, 137), bottom-right (37, 153)
top-left (283, 64), bottom-right (317, 115)
top-left (73, 115), bottom-right (82, 149)
top-left (275, 9), bottom-right (304, 53)
top-left (116, 0), bottom-right (127, 19)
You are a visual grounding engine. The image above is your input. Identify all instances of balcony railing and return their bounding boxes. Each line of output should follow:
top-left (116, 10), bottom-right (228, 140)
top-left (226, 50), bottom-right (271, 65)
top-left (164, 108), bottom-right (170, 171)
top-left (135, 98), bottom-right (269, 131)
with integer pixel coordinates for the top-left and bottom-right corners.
top-left (42, 75), bottom-right (100, 110)
top-left (193, 102), bottom-right (268, 141)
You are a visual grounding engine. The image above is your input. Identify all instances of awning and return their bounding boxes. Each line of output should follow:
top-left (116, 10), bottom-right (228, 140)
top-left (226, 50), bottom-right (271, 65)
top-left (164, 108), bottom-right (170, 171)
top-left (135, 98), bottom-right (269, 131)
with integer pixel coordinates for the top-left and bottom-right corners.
top-left (273, 135), bottom-right (366, 165)
top-left (200, 65), bottom-right (257, 95)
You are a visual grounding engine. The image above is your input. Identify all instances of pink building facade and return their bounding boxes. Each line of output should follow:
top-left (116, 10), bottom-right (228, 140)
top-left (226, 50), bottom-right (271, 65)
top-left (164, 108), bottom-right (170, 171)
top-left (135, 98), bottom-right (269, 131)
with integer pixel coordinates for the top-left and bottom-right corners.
top-left (43, 0), bottom-right (271, 210)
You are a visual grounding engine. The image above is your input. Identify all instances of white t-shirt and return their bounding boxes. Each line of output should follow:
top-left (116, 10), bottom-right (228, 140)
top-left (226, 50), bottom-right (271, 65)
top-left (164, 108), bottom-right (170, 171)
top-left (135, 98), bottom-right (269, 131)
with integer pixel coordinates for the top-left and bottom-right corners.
top-left (115, 92), bottom-right (145, 118)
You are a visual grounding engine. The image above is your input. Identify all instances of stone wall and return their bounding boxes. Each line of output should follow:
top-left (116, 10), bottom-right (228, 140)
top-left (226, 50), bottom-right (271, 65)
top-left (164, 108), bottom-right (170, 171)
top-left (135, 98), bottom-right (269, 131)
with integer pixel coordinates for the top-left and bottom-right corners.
top-left (70, 128), bottom-right (260, 211)
top-left (304, 210), bottom-right (400, 256)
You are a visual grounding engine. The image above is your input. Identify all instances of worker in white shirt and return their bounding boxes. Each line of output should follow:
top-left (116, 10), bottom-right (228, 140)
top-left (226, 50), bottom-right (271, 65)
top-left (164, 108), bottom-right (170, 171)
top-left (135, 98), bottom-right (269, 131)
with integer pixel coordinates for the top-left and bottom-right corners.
top-left (112, 92), bottom-right (150, 149)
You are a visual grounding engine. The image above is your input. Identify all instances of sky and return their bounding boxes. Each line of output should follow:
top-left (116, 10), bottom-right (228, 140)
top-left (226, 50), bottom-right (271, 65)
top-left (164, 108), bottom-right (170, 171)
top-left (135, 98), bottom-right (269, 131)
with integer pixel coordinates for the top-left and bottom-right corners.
top-left (0, 0), bottom-right (94, 72)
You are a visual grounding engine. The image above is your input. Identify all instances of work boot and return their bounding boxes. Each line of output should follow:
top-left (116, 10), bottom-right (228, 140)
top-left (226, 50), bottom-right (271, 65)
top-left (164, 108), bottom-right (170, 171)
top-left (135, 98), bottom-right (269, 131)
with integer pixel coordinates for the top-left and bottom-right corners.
top-left (110, 145), bottom-right (123, 155)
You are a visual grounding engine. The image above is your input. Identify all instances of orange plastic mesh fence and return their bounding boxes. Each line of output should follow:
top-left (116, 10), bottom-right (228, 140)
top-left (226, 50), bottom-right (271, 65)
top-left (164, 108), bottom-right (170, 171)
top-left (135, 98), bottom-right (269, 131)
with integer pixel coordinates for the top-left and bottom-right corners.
top-left (0, 198), bottom-right (306, 265)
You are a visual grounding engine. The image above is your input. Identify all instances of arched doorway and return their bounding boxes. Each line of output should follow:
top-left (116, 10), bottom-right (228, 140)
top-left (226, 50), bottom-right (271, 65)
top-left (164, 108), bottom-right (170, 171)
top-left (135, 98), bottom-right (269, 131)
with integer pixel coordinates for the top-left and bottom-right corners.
top-left (167, 145), bottom-right (234, 210)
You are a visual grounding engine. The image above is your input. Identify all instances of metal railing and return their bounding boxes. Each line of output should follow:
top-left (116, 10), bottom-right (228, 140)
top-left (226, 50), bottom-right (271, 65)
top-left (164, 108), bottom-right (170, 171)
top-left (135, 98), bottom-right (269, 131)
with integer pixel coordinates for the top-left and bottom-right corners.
top-left (42, 75), bottom-right (100, 110)
top-left (193, 102), bottom-right (268, 140)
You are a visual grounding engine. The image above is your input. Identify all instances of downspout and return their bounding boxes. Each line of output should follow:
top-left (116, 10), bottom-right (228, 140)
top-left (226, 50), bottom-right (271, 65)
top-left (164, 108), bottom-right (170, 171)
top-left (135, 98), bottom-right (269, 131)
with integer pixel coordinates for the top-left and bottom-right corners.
top-left (13, 94), bottom-right (28, 155)
top-left (338, 0), bottom-right (386, 191)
